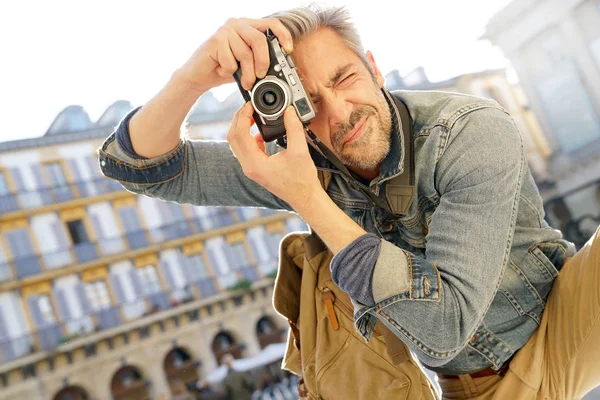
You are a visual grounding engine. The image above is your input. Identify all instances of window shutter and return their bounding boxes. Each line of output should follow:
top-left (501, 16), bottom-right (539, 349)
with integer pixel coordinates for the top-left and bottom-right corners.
top-left (51, 221), bottom-right (70, 248)
top-left (159, 259), bottom-right (176, 289)
top-left (27, 297), bottom-right (46, 328)
top-left (89, 213), bottom-right (105, 239)
top-left (128, 269), bottom-right (144, 297)
top-left (30, 164), bottom-right (52, 205)
top-left (155, 200), bottom-right (171, 221)
top-left (109, 273), bottom-right (126, 304)
top-left (118, 206), bottom-right (142, 232)
top-left (168, 202), bottom-right (185, 222)
top-left (53, 288), bottom-right (71, 321)
top-left (9, 168), bottom-right (25, 191)
top-left (207, 246), bottom-right (226, 275)
top-left (75, 283), bottom-right (93, 314)
top-left (30, 164), bottom-right (46, 187)
top-left (268, 232), bottom-right (283, 259)
top-left (6, 229), bottom-right (33, 258)
top-left (223, 245), bottom-right (237, 271)
top-left (248, 236), bottom-right (263, 263)
top-left (179, 252), bottom-right (197, 283)
top-left (0, 307), bottom-right (8, 338)
top-left (67, 159), bottom-right (81, 182)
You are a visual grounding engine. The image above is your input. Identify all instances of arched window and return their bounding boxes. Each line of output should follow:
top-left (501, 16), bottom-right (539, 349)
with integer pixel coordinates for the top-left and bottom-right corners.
top-left (212, 331), bottom-right (242, 363)
top-left (256, 316), bottom-right (282, 349)
top-left (164, 347), bottom-right (199, 395)
top-left (53, 386), bottom-right (89, 400)
top-left (110, 365), bottom-right (148, 400)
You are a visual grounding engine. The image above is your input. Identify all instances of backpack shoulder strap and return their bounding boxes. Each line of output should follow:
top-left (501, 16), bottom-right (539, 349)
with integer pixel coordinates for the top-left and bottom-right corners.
top-left (314, 168), bottom-right (410, 365)
top-left (376, 322), bottom-right (411, 365)
top-left (384, 92), bottom-right (415, 216)
top-left (317, 169), bottom-right (332, 192)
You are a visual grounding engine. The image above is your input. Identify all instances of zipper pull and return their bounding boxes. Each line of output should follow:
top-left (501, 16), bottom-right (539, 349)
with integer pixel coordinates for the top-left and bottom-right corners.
top-left (322, 288), bottom-right (339, 331)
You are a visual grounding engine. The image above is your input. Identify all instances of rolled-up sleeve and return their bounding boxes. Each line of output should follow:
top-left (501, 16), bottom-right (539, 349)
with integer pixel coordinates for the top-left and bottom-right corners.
top-left (355, 108), bottom-right (525, 368)
top-left (97, 108), bottom-right (292, 211)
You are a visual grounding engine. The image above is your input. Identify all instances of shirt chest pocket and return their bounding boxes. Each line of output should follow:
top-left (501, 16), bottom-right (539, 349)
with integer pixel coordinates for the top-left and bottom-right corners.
top-left (327, 188), bottom-right (372, 229)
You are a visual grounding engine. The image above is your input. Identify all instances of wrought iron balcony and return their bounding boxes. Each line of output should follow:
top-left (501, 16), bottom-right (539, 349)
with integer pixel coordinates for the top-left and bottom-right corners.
top-left (0, 178), bottom-right (124, 215)
top-left (0, 208), bottom-right (282, 284)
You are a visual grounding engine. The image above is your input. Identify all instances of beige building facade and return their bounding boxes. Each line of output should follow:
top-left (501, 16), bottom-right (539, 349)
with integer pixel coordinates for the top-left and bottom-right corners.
top-left (484, 0), bottom-right (600, 246)
top-left (385, 67), bottom-right (553, 184)
top-left (0, 100), bottom-right (304, 399)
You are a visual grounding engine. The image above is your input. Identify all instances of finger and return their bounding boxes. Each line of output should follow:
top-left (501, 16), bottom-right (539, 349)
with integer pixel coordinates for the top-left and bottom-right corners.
top-left (226, 103), bottom-right (248, 158)
top-left (249, 18), bottom-right (293, 53)
top-left (283, 106), bottom-right (309, 152)
top-left (214, 32), bottom-right (239, 78)
top-left (229, 102), bottom-right (267, 165)
top-left (236, 23), bottom-right (270, 78)
top-left (230, 102), bottom-right (245, 126)
top-left (228, 31), bottom-right (256, 90)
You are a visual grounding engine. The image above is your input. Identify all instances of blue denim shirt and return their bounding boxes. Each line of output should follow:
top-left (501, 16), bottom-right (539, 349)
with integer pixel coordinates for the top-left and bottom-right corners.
top-left (98, 89), bottom-right (576, 375)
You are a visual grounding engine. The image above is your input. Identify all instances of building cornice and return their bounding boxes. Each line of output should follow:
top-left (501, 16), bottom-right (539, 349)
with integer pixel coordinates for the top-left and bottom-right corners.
top-left (0, 277), bottom-right (274, 375)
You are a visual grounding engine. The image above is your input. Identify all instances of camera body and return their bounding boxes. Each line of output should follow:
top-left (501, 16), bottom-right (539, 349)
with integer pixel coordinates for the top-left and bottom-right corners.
top-left (233, 29), bottom-right (316, 146)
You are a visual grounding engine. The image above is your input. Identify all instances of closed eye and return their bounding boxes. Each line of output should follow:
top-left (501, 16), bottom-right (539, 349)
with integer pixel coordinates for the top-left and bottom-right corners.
top-left (337, 73), bottom-right (356, 86)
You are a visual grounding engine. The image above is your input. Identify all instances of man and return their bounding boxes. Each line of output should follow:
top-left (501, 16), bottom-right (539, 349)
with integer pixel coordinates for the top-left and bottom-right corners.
top-left (220, 354), bottom-right (255, 400)
top-left (98, 5), bottom-right (600, 399)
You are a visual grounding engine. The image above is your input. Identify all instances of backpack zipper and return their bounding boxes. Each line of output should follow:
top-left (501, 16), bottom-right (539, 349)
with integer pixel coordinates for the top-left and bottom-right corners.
top-left (322, 285), bottom-right (354, 319)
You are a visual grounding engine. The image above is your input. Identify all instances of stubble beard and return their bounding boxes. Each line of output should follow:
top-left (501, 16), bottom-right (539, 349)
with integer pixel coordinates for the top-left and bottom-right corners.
top-left (331, 93), bottom-right (392, 170)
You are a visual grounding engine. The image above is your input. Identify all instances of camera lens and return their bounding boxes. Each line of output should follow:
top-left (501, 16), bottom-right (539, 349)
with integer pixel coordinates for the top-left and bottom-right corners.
top-left (263, 91), bottom-right (277, 106)
top-left (252, 78), bottom-right (290, 118)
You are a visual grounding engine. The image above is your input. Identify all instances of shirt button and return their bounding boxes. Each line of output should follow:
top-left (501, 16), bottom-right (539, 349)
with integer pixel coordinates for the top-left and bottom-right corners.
top-left (101, 161), bottom-right (106, 166)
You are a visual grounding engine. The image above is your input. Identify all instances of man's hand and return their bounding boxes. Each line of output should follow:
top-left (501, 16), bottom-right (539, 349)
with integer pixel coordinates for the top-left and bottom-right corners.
top-left (227, 102), bottom-right (323, 212)
top-left (177, 18), bottom-right (293, 93)
top-left (228, 102), bottom-right (367, 256)
top-left (128, 17), bottom-right (292, 159)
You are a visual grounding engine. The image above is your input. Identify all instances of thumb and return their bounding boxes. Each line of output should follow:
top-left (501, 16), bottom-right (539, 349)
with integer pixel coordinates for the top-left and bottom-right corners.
top-left (283, 106), bottom-right (308, 151)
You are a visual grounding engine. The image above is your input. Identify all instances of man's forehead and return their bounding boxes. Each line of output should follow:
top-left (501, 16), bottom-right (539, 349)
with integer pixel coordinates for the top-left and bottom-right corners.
top-left (291, 28), bottom-right (363, 93)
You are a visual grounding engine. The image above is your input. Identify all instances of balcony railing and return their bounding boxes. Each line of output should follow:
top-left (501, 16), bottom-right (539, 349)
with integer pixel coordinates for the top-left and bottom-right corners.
top-left (0, 177), bottom-right (124, 214)
top-left (13, 256), bottom-right (43, 279)
top-left (0, 270), bottom-right (272, 364)
top-left (0, 208), bottom-right (284, 284)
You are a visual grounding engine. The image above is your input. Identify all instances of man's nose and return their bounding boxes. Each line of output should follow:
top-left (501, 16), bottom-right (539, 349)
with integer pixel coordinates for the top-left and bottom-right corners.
top-left (326, 95), bottom-right (353, 128)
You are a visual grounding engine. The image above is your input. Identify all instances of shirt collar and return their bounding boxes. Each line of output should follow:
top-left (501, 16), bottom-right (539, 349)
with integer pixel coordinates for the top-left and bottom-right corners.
top-left (308, 88), bottom-right (406, 192)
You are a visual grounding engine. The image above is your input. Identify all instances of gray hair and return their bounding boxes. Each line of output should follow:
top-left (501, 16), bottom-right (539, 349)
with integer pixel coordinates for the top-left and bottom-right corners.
top-left (265, 5), bottom-right (373, 75)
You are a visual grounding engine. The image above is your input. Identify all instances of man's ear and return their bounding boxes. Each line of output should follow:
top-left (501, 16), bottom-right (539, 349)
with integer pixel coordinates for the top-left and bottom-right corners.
top-left (366, 50), bottom-right (385, 88)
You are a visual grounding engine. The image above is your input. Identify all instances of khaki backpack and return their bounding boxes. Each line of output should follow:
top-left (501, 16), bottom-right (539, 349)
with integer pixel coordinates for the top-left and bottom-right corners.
top-left (272, 174), bottom-right (439, 400)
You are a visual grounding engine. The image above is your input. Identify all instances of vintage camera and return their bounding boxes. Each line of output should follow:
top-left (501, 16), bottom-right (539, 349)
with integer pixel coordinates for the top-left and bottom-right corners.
top-left (233, 29), bottom-right (316, 147)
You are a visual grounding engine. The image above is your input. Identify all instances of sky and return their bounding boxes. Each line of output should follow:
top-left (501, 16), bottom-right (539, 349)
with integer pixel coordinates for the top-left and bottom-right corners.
top-left (0, 0), bottom-right (515, 143)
